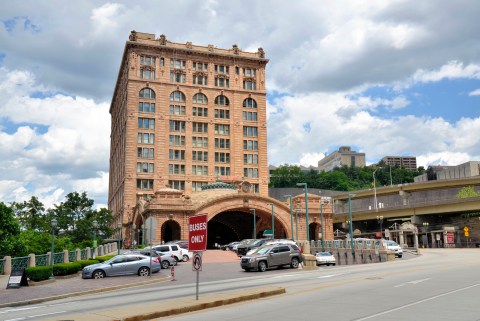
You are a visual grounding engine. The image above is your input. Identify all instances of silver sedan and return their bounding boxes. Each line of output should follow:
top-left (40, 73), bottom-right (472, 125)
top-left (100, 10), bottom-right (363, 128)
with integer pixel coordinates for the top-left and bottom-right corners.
top-left (82, 254), bottom-right (161, 279)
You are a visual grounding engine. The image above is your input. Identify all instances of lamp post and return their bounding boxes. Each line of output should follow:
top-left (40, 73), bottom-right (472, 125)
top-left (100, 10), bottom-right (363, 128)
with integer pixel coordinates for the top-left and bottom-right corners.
top-left (422, 222), bottom-right (429, 248)
top-left (389, 164), bottom-right (393, 186)
top-left (296, 183), bottom-right (309, 240)
top-left (117, 222), bottom-right (122, 255)
top-left (92, 220), bottom-right (98, 259)
top-left (284, 195), bottom-right (294, 240)
top-left (373, 168), bottom-right (378, 211)
top-left (142, 224), bottom-right (145, 246)
top-left (50, 218), bottom-right (57, 279)
top-left (294, 207), bottom-right (299, 240)
top-left (266, 203), bottom-right (275, 239)
top-left (249, 209), bottom-right (256, 238)
top-left (348, 193), bottom-right (356, 258)
top-left (377, 215), bottom-right (383, 239)
top-left (132, 223), bottom-right (136, 248)
top-left (320, 199), bottom-right (325, 252)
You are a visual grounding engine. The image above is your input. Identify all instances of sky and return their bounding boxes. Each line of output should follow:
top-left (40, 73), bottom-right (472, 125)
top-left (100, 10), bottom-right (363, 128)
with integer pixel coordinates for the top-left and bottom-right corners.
top-left (1, 1), bottom-right (479, 209)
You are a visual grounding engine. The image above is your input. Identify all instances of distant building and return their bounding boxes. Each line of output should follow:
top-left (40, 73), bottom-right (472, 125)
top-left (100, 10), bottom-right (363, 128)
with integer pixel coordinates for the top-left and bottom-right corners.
top-left (380, 156), bottom-right (417, 170)
top-left (414, 161), bottom-right (480, 182)
top-left (317, 146), bottom-right (366, 172)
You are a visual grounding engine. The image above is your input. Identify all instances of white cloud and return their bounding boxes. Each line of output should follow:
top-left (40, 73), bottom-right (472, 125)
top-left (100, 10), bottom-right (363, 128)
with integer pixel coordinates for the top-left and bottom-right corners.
top-left (469, 88), bottom-right (480, 96)
top-left (412, 61), bottom-right (480, 84)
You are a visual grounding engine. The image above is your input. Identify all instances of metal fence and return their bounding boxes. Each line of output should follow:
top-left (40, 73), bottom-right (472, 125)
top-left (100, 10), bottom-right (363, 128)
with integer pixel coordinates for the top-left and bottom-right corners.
top-left (0, 258), bottom-right (4, 274)
top-left (35, 254), bottom-right (49, 266)
top-left (69, 250), bottom-right (76, 262)
top-left (80, 249), bottom-right (87, 260)
top-left (11, 256), bottom-right (30, 270)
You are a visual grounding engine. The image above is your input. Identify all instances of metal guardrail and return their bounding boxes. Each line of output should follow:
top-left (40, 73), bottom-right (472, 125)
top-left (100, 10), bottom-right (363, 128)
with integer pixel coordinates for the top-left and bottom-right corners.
top-left (53, 252), bottom-right (64, 264)
top-left (69, 250), bottom-right (76, 262)
top-left (35, 254), bottom-right (49, 266)
top-left (0, 258), bottom-right (4, 274)
top-left (11, 256), bottom-right (30, 270)
top-left (80, 249), bottom-right (87, 260)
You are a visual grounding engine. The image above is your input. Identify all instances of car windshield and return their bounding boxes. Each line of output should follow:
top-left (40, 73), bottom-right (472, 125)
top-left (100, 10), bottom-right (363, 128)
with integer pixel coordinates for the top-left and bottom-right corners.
top-left (317, 252), bottom-right (332, 256)
top-left (255, 247), bottom-right (271, 255)
top-left (387, 241), bottom-right (398, 246)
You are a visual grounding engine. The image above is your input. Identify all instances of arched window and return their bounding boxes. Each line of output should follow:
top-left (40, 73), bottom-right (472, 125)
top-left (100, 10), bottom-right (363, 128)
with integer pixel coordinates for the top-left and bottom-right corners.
top-left (243, 98), bottom-right (257, 108)
top-left (139, 88), bottom-right (156, 99)
top-left (215, 95), bottom-right (229, 106)
top-left (193, 93), bottom-right (208, 104)
top-left (170, 91), bottom-right (186, 102)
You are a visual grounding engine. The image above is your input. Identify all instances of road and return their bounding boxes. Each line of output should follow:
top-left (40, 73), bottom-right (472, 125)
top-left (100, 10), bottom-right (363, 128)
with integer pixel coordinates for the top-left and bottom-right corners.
top-left (1, 249), bottom-right (479, 321)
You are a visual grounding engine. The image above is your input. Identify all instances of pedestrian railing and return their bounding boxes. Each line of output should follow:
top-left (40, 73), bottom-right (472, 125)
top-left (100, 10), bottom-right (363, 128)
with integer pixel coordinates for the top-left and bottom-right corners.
top-left (53, 252), bottom-right (64, 264)
top-left (80, 249), bottom-right (87, 260)
top-left (68, 250), bottom-right (76, 262)
top-left (0, 258), bottom-right (5, 274)
top-left (11, 256), bottom-right (30, 270)
top-left (35, 254), bottom-right (49, 266)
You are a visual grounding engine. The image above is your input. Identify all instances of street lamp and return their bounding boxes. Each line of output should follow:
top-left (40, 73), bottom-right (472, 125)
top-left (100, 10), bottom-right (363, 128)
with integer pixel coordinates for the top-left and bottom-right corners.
top-left (377, 215), bottom-right (383, 239)
top-left (294, 207), bottom-right (299, 240)
top-left (348, 193), bottom-right (356, 258)
top-left (266, 203), bottom-right (275, 239)
top-left (117, 222), bottom-right (122, 255)
top-left (373, 168), bottom-right (379, 211)
top-left (92, 220), bottom-right (98, 259)
top-left (422, 222), bottom-right (429, 248)
top-left (320, 198), bottom-right (326, 252)
top-left (249, 209), bottom-right (256, 238)
top-left (142, 224), bottom-right (145, 246)
top-left (50, 218), bottom-right (57, 279)
top-left (296, 183), bottom-right (309, 240)
top-left (284, 195), bottom-right (294, 240)
top-left (132, 223), bottom-right (136, 249)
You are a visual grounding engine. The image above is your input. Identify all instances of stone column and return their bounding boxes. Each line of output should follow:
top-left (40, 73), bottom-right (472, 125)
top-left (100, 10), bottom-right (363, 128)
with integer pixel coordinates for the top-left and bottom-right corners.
top-left (86, 247), bottom-right (91, 259)
top-left (4, 256), bottom-right (12, 274)
top-left (29, 254), bottom-right (36, 267)
top-left (76, 249), bottom-right (81, 261)
top-left (63, 250), bottom-right (69, 263)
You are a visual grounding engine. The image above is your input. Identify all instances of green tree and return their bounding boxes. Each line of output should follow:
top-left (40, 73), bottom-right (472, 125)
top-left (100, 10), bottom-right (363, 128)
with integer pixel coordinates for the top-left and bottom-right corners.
top-left (456, 186), bottom-right (480, 198)
top-left (12, 196), bottom-right (47, 231)
top-left (269, 165), bottom-right (306, 187)
top-left (0, 202), bottom-right (27, 257)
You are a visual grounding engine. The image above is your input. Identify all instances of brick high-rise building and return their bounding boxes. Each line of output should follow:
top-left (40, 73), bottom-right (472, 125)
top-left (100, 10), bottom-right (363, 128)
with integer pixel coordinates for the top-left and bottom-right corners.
top-left (108, 32), bottom-right (269, 227)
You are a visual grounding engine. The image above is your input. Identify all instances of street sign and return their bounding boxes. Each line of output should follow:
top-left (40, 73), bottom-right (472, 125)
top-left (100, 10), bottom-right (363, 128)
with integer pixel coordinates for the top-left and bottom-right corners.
top-left (189, 214), bottom-right (208, 252)
top-left (192, 252), bottom-right (202, 271)
top-left (464, 226), bottom-right (469, 232)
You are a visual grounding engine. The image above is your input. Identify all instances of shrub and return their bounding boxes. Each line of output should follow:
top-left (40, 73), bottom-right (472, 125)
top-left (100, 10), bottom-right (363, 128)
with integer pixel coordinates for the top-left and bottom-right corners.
top-left (53, 262), bottom-right (82, 276)
top-left (95, 255), bottom-right (114, 262)
top-left (26, 266), bottom-right (52, 281)
top-left (75, 259), bottom-right (99, 269)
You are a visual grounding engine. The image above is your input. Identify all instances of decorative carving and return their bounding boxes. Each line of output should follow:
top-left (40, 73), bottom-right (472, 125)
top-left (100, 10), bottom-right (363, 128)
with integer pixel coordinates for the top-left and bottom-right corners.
top-left (159, 34), bottom-right (167, 45)
top-left (232, 44), bottom-right (240, 55)
top-left (208, 44), bottom-right (214, 52)
top-left (257, 47), bottom-right (265, 58)
top-left (186, 41), bottom-right (193, 49)
top-left (129, 30), bottom-right (137, 41)
top-left (146, 82), bottom-right (149, 87)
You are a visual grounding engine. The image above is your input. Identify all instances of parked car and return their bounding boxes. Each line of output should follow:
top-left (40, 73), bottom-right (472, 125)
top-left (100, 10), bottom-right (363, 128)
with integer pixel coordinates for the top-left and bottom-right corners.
top-left (315, 252), bottom-right (336, 266)
top-left (237, 238), bottom-right (271, 256)
top-left (233, 239), bottom-right (254, 253)
top-left (167, 240), bottom-right (189, 249)
top-left (384, 240), bottom-right (403, 258)
top-left (150, 244), bottom-right (193, 262)
top-left (220, 241), bottom-right (239, 251)
top-left (240, 243), bottom-right (303, 272)
top-left (82, 254), bottom-right (161, 279)
top-left (125, 249), bottom-right (176, 269)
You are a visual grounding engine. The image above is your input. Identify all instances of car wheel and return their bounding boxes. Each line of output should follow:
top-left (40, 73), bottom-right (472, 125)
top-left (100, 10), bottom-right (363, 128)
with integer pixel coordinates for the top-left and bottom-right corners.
top-left (182, 254), bottom-right (189, 262)
top-left (258, 261), bottom-right (267, 272)
top-left (244, 268), bottom-right (251, 272)
top-left (138, 267), bottom-right (150, 277)
top-left (161, 260), bottom-right (170, 269)
top-left (290, 257), bottom-right (299, 269)
top-left (92, 270), bottom-right (105, 279)
top-left (398, 255), bottom-right (402, 258)
top-left (332, 263), bottom-right (336, 266)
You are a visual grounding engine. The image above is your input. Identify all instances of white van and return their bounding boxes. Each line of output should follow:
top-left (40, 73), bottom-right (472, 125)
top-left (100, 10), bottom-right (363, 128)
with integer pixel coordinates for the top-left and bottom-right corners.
top-left (150, 244), bottom-right (192, 262)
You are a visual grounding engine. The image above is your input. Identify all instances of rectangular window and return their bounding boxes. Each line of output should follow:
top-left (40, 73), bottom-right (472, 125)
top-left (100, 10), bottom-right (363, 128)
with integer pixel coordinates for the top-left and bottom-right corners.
top-left (137, 162), bottom-right (154, 173)
top-left (192, 122), bottom-right (208, 133)
top-left (214, 166), bottom-right (230, 176)
top-left (169, 120), bottom-right (186, 132)
top-left (169, 135), bottom-right (185, 146)
top-left (243, 126), bottom-right (258, 137)
top-left (243, 140), bottom-right (258, 151)
top-left (140, 56), bottom-right (156, 66)
top-left (243, 168), bottom-right (259, 178)
top-left (193, 74), bottom-right (208, 85)
top-left (244, 154), bottom-right (259, 164)
top-left (243, 80), bottom-right (256, 90)
top-left (192, 151), bottom-right (208, 162)
top-left (138, 118), bottom-right (155, 130)
top-left (138, 102), bottom-right (155, 113)
top-left (168, 164), bottom-right (185, 175)
top-left (215, 138), bottom-right (230, 149)
top-left (169, 149), bottom-right (185, 161)
top-left (169, 180), bottom-right (185, 190)
top-left (214, 109), bottom-right (230, 119)
top-left (193, 107), bottom-right (208, 117)
top-left (137, 133), bottom-right (154, 144)
top-left (250, 184), bottom-right (259, 193)
top-left (192, 165), bottom-right (208, 176)
top-left (192, 181), bottom-right (208, 192)
top-left (243, 111), bottom-right (257, 121)
top-left (193, 62), bottom-right (208, 71)
top-left (170, 72), bottom-right (186, 83)
top-left (215, 124), bottom-right (230, 135)
top-left (214, 65), bottom-right (229, 74)
top-left (137, 179), bottom-right (154, 190)
top-left (170, 105), bottom-right (186, 115)
top-left (215, 152), bottom-right (230, 163)
top-left (242, 68), bottom-right (256, 77)
top-left (137, 147), bottom-right (154, 159)
top-left (140, 69), bottom-right (155, 80)
top-left (192, 137), bottom-right (208, 148)
top-left (214, 77), bottom-right (229, 88)
top-left (170, 59), bottom-right (186, 69)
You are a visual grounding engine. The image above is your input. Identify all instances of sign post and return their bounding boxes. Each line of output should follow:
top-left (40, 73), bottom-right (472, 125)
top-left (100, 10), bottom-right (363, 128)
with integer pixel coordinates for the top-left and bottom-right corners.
top-left (189, 214), bottom-right (207, 300)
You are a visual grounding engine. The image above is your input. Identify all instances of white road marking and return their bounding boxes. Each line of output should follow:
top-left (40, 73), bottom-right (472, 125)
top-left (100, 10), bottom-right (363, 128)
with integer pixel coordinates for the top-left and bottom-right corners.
top-left (317, 273), bottom-right (348, 279)
top-left (0, 306), bottom-right (45, 314)
top-left (355, 283), bottom-right (480, 320)
top-left (5, 310), bottom-right (66, 321)
top-left (270, 274), bottom-right (297, 279)
top-left (394, 278), bottom-right (431, 287)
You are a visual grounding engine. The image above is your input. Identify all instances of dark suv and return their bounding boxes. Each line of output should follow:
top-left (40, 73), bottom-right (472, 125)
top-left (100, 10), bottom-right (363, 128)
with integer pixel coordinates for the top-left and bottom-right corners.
top-left (236, 238), bottom-right (271, 257)
top-left (240, 243), bottom-right (302, 272)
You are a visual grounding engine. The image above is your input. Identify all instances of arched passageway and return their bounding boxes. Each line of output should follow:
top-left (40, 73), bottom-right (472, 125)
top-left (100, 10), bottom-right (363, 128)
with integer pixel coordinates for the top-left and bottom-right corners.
top-left (309, 222), bottom-right (321, 241)
top-left (161, 220), bottom-right (181, 243)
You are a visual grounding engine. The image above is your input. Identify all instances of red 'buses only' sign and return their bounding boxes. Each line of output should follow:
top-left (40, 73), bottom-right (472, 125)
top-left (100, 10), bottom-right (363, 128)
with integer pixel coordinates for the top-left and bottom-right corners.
top-left (188, 214), bottom-right (208, 251)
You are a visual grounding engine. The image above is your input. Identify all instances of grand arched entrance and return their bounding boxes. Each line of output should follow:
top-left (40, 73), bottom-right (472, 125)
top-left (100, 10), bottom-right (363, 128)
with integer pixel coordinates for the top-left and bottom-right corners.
top-left (309, 222), bottom-right (321, 241)
top-left (161, 220), bottom-right (181, 243)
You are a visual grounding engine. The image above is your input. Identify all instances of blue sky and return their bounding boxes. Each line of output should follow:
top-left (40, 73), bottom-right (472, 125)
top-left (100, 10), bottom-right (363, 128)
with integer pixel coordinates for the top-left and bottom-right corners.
top-left (0, 1), bottom-right (479, 209)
